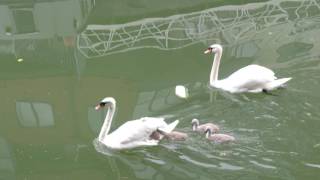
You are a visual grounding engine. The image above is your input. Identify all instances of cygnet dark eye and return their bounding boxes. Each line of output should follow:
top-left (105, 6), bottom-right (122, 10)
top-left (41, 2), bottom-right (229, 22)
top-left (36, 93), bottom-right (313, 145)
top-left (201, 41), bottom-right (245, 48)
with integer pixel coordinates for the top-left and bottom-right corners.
top-left (99, 102), bottom-right (107, 107)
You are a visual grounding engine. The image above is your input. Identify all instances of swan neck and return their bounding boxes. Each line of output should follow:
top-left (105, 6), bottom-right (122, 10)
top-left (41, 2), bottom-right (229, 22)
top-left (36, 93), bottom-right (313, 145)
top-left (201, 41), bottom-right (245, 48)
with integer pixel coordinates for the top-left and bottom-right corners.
top-left (192, 124), bottom-right (197, 131)
top-left (210, 50), bottom-right (222, 86)
top-left (98, 102), bottom-right (116, 142)
top-left (205, 130), bottom-right (211, 138)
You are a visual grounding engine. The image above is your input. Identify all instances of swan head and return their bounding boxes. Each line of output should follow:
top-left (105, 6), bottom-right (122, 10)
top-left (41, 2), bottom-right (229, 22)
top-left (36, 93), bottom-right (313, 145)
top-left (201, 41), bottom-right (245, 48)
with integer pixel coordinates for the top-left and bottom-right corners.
top-left (204, 44), bottom-right (223, 54)
top-left (95, 97), bottom-right (116, 110)
top-left (191, 118), bottom-right (200, 131)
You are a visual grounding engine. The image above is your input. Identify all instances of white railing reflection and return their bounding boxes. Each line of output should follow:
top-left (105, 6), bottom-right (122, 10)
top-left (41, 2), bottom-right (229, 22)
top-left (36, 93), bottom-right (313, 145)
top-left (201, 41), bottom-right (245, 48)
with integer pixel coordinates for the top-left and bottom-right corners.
top-left (77, 0), bottom-right (320, 58)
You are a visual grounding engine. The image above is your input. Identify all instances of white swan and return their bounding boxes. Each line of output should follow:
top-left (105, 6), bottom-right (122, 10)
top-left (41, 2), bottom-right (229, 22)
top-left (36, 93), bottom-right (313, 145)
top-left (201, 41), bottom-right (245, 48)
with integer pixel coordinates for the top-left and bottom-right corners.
top-left (95, 97), bottom-right (179, 150)
top-left (204, 44), bottom-right (292, 93)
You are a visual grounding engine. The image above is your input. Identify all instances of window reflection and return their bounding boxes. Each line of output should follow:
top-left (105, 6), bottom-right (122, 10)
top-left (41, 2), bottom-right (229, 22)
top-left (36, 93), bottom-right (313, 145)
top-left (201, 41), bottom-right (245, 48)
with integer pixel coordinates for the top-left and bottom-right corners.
top-left (12, 9), bottom-right (36, 34)
top-left (16, 101), bottom-right (54, 127)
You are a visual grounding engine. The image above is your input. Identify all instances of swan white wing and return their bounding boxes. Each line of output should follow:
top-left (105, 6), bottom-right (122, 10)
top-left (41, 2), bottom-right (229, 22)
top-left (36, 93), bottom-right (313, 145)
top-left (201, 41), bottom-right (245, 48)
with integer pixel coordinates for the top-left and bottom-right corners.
top-left (105, 117), bottom-right (168, 147)
top-left (219, 64), bottom-right (276, 92)
top-left (121, 117), bottom-right (168, 143)
top-left (227, 64), bottom-right (275, 79)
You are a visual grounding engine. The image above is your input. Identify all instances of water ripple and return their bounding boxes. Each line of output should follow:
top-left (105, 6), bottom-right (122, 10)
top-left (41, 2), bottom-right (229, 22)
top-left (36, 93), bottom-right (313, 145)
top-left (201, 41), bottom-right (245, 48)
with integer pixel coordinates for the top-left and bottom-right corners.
top-left (249, 160), bottom-right (277, 169)
top-left (305, 163), bottom-right (320, 169)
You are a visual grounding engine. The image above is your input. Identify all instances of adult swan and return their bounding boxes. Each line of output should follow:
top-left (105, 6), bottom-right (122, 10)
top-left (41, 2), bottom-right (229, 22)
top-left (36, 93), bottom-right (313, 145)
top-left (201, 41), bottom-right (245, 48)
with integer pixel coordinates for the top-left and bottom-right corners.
top-left (95, 97), bottom-right (179, 150)
top-left (204, 44), bottom-right (292, 93)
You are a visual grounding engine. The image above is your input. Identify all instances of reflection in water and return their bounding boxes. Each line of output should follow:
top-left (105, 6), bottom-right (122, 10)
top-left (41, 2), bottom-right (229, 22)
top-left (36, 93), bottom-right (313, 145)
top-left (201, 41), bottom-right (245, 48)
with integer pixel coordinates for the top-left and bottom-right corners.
top-left (132, 82), bottom-right (207, 119)
top-left (0, 137), bottom-right (15, 180)
top-left (94, 140), bottom-right (214, 180)
top-left (0, 0), bottom-right (95, 77)
top-left (0, 0), bottom-right (320, 179)
top-left (78, 0), bottom-right (320, 59)
top-left (0, 0), bottom-right (94, 37)
top-left (16, 101), bottom-right (54, 127)
top-left (87, 0), bottom-right (320, 179)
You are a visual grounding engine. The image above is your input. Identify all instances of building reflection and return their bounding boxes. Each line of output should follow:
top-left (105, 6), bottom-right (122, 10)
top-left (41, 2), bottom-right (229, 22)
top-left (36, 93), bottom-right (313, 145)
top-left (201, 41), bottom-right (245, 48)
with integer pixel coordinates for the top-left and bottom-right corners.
top-left (0, 1), bottom-right (113, 180)
top-left (0, 137), bottom-right (15, 180)
top-left (0, 0), bottom-right (320, 179)
top-left (0, 0), bottom-right (94, 36)
top-left (0, 0), bottom-right (95, 76)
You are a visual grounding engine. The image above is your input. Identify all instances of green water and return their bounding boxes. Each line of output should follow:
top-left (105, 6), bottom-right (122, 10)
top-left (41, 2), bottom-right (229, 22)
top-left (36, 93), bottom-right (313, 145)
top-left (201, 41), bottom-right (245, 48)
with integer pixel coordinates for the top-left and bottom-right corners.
top-left (1, 0), bottom-right (320, 179)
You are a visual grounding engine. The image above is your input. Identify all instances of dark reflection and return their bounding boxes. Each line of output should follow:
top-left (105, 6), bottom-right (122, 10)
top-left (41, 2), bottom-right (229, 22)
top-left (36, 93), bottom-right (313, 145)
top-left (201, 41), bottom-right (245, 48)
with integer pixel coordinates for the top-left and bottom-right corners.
top-left (277, 42), bottom-right (313, 62)
top-left (0, 0), bottom-right (320, 180)
top-left (0, 137), bottom-right (15, 180)
top-left (0, 0), bottom-right (95, 78)
top-left (89, 0), bottom-right (268, 24)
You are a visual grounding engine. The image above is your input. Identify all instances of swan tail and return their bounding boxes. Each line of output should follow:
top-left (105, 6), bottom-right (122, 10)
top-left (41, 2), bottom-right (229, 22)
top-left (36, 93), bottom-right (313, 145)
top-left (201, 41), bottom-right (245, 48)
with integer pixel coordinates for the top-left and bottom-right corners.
top-left (265, 77), bottom-right (292, 90)
top-left (158, 120), bottom-right (179, 134)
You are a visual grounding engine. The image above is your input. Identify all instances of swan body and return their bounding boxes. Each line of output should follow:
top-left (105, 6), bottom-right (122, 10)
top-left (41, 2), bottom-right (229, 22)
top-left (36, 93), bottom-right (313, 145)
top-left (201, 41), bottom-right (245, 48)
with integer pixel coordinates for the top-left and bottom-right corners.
top-left (205, 127), bottom-right (235, 143)
top-left (191, 118), bottom-right (219, 133)
top-left (96, 97), bottom-right (179, 150)
top-left (204, 44), bottom-right (292, 93)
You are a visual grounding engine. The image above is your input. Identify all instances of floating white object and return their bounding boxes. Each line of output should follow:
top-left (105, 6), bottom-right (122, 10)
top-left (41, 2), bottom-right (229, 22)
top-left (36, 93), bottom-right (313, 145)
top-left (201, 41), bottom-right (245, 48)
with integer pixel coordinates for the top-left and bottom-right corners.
top-left (175, 85), bottom-right (189, 99)
top-left (17, 58), bottom-right (23, 62)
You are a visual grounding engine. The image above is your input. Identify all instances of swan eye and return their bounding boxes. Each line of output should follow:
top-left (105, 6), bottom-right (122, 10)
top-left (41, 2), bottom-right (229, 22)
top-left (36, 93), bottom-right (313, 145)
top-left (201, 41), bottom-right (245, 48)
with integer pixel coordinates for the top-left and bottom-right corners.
top-left (99, 102), bottom-right (107, 107)
top-left (207, 47), bottom-right (214, 53)
top-left (204, 47), bottom-right (214, 54)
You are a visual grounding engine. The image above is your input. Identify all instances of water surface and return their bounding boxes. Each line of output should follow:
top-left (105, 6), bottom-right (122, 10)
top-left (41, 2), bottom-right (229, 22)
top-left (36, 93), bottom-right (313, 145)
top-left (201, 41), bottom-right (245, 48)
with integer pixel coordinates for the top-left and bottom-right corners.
top-left (1, 0), bottom-right (320, 179)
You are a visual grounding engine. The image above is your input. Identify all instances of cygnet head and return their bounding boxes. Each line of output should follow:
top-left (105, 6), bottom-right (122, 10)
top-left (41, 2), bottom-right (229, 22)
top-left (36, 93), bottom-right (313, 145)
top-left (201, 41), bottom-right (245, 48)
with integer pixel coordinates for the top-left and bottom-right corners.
top-left (95, 97), bottom-right (116, 110)
top-left (149, 131), bottom-right (161, 140)
top-left (191, 118), bottom-right (200, 131)
top-left (204, 127), bottom-right (213, 138)
top-left (204, 44), bottom-right (223, 54)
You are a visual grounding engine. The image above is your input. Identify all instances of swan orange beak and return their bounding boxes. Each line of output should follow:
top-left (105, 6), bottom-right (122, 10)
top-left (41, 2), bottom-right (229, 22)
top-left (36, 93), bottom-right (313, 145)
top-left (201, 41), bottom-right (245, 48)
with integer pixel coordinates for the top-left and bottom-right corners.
top-left (204, 48), bottom-right (212, 54)
top-left (95, 104), bottom-right (101, 110)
